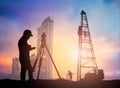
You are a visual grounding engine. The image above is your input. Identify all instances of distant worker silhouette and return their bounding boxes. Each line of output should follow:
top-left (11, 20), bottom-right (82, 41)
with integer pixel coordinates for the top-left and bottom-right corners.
top-left (68, 70), bottom-right (73, 80)
top-left (18, 29), bottom-right (36, 81)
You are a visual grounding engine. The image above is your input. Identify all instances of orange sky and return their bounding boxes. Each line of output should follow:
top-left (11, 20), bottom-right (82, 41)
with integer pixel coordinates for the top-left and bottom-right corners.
top-left (0, 16), bottom-right (120, 80)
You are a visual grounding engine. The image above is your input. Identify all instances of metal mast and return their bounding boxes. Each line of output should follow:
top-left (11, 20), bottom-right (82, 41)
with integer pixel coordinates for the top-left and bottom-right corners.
top-left (77, 10), bottom-right (98, 81)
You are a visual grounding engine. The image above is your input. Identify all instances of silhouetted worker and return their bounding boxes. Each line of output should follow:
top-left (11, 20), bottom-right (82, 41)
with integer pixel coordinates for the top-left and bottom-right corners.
top-left (68, 70), bottom-right (73, 80)
top-left (18, 29), bottom-right (36, 81)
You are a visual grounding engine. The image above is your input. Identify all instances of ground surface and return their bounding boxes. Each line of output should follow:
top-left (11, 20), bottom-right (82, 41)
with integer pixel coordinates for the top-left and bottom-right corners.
top-left (0, 79), bottom-right (120, 88)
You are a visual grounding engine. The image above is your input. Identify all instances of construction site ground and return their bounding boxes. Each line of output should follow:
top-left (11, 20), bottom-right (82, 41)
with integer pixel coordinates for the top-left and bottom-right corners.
top-left (0, 79), bottom-right (120, 88)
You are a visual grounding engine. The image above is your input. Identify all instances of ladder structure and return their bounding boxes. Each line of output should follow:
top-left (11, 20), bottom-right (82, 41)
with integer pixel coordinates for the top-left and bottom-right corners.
top-left (77, 10), bottom-right (98, 81)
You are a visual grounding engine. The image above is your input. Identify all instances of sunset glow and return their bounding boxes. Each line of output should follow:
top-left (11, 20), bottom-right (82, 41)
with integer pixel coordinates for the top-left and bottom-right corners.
top-left (0, 0), bottom-right (120, 80)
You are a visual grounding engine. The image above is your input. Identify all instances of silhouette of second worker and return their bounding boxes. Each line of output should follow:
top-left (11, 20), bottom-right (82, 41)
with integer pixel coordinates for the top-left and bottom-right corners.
top-left (68, 70), bottom-right (73, 80)
top-left (18, 29), bottom-right (36, 81)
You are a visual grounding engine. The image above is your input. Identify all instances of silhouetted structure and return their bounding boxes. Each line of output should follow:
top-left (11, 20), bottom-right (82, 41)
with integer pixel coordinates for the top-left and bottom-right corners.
top-left (77, 10), bottom-right (104, 81)
top-left (36, 17), bottom-right (53, 79)
top-left (18, 29), bottom-right (36, 81)
top-left (12, 57), bottom-right (20, 80)
top-left (33, 33), bottom-right (61, 79)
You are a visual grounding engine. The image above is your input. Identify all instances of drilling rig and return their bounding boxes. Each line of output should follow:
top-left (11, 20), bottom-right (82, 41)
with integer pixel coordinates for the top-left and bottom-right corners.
top-left (77, 10), bottom-right (104, 81)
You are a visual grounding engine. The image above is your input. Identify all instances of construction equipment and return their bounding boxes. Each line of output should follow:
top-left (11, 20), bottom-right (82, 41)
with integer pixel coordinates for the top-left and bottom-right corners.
top-left (77, 10), bottom-right (104, 81)
top-left (33, 33), bottom-right (61, 79)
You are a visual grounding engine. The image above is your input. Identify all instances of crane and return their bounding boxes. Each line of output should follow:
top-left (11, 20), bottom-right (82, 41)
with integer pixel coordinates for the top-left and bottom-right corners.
top-left (77, 10), bottom-right (104, 81)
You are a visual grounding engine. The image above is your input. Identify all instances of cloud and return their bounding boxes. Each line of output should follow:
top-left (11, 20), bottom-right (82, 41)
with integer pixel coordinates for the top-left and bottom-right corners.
top-left (105, 71), bottom-right (120, 80)
top-left (0, 17), bottom-right (20, 53)
top-left (104, 0), bottom-right (120, 8)
top-left (93, 36), bottom-right (120, 79)
top-left (0, 17), bottom-right (22, 73)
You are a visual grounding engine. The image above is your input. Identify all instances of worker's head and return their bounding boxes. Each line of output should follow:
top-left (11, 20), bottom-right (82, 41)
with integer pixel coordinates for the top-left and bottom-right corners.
top-left (23, 29), bottom-right (33, 38)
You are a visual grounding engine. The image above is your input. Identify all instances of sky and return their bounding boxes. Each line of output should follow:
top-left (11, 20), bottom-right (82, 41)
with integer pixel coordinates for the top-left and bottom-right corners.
top-left (0, 0), bottom-right (120, 80)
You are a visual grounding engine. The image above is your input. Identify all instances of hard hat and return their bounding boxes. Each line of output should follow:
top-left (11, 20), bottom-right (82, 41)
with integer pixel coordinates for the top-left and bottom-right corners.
top-left (23, 29), bottom-right (33, 36)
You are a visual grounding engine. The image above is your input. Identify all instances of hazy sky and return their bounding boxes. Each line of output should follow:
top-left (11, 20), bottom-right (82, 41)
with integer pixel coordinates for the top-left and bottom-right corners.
top-left (0, 0), bottom-right (120, 80)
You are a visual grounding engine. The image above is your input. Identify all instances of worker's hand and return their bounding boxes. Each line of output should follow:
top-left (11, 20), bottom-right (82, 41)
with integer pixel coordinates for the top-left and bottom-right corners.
top-left (32, 47), bottom-right (36, 49)
top-left (31, 47), bottom-right (36, 50)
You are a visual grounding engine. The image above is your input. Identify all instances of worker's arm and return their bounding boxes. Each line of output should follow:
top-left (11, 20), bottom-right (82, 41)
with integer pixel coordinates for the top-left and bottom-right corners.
top-left (28, 45), bottom-right (36, 51)
top-left (30, 47), bottom-right (36, 50)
